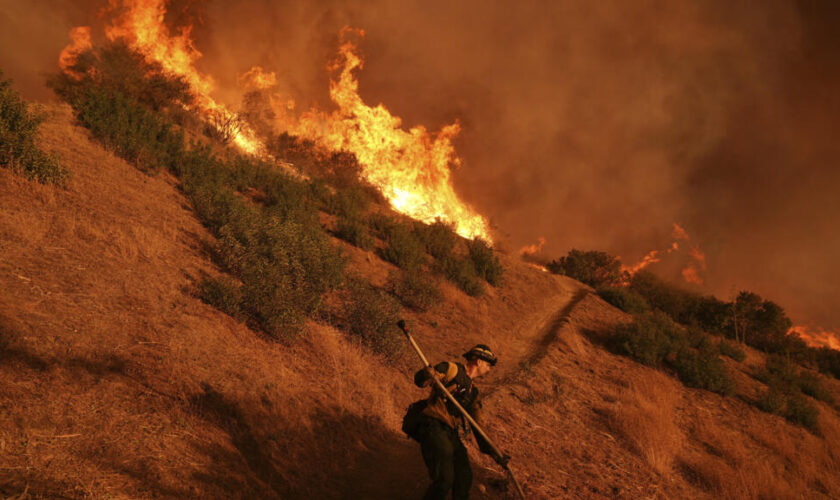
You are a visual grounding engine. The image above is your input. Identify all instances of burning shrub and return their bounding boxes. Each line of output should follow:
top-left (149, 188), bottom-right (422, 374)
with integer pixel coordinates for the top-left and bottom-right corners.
top-left (50, 40), bottom-right (192, 112)
top-left (596, 286), bottom-right (650, 314)
top-left (388, 269), bottom-right (442, 312)
top-left (0, 70), bottom-right (68, 186)
top-left (336, 216), bottom-right (374, 251)
top-left (547, 249), bottom-right (622, 288)
top-left (344, 281), bottom-right (405, 360)
top-left (381, 223), bottom-right (425, 270)
top-left (717, 339), bottom-right (746, 362)
top-left (415, 219), bottom-right (459, 261)
top-left (468, 238), bottom-right (504, 286)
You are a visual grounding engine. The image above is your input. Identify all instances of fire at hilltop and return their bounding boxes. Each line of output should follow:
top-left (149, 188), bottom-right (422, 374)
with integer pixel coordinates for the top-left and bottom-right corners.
top-left (59, 0), bottom-right (491, 242)
top-left (620, 223), bottom-right (707, 284)
top-left (790, 326), bottom-right (840, 351)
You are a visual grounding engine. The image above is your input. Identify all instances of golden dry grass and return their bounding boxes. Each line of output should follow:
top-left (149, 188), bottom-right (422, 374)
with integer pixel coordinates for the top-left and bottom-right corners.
top-left (606, 370), bottom-right (683, 477)
top-left (3, 104), bottom-right (840, 499)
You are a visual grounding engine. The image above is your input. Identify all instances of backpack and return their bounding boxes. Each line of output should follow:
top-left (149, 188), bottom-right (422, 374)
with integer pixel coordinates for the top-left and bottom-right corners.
top-left (401, 399), bottom-right (429, 441)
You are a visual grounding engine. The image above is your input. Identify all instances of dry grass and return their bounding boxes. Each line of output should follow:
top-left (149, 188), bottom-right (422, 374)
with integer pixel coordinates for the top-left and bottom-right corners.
top-left (4, 104), bottom-right (840, 499)
top-left (606, 369), bottom-right (683, 476)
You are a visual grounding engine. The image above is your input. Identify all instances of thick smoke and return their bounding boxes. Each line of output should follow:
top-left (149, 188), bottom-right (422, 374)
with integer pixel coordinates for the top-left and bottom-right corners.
top-left (1, 0), bottom-right (838, 328)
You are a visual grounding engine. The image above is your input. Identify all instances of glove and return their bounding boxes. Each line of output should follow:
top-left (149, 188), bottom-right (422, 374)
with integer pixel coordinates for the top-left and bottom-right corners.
top-left (494, 453), bottom-right (511, 467)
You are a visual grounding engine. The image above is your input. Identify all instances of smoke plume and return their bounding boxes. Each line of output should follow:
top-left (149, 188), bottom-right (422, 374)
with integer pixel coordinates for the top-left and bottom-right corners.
top-left (1, 0), bottom-right (838, 329)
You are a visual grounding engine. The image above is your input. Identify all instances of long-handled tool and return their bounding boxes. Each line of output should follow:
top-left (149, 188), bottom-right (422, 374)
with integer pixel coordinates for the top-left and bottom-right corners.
top-left (397, 320), bottom-right (527, 500)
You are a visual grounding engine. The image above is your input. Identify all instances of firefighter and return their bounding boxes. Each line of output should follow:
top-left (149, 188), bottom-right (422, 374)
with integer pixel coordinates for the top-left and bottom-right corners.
top-left (413, 344), bottom-right (510, 500)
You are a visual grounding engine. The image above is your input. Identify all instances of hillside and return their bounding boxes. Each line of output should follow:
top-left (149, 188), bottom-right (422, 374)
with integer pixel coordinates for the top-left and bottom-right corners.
top-left (2, 105), bottom-right (840, 499)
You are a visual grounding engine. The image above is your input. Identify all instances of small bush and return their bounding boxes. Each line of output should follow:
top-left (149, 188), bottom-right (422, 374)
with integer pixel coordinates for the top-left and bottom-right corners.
top-left (718, 339), bottom-right (746, 362)
top-left (327, 185), bottom-right (371, 219)
top-left (596, 286), bottom-right (650, 313)
top-left (440, 256), bottom-right (485, 297)
top-left (757, 386), bottom-right (786, 415)
top-left (367, 212), bottom-right (398, 239)
top-left (672, 343), bottom-right (735, 395)
top-left (468, 238), bottom-right (504, 286)
top-left (547, 249), bottom-right (622, 288)
top-left (336, 216), bottom-right (374, 250)
top-left (415, 220), bottom-right (458, 261)
top-left (388, 270), bottom-right (442, 312)
top-left (610, 312), bottom-right (680, 368)
top-left (344, 282), bottom-right (405, 360)
top-left (0, 70), bottom-right (68, 185)
top-left (785, 394), bottom-right (819, 431)
top-left (198, 276), bottom-right (242, 319)
top-left (797, 371), bottom-right (834, 404)
top-left (381, 223), bottom-right (425, 270)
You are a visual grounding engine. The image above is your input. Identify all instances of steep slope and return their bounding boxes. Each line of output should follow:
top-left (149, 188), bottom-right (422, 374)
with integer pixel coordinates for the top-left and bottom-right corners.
top-left (3, 104), bottom-right (840, 500)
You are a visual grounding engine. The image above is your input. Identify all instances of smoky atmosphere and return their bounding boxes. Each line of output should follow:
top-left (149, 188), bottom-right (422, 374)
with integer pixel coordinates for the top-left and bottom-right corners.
top-left (2, 0), bottom-right (838, 332)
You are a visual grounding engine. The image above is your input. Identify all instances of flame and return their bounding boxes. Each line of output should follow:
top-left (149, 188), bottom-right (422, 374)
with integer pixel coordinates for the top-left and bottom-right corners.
top-left (621, 249), bottom-right (662, 275)
top-left (285, 28), bottom-right (491, 241)
top-left (681, 246), bottom-right (707, 284)
top-left (789, 326), bottom-right (840, 351)
top-left (58, 26), bottom-right (93, 78)
top-left (239, 66), bottom-right (277, 90)
top-left (70, 0), bottom-right (266, 155)
top-left (63, 8), bottom-right (490, 241)
top-left (621, 223), bottom-right (707, 284)
top-left (519, 236), bottom-right (546, 257)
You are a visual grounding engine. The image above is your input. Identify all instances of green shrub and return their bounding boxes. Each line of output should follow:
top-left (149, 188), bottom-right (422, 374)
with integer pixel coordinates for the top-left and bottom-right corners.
top-left (439, 256), bottom-right (485, 297)
top-left (198, 276), bottom-right (242, 319)
top-left (381, 223), bottom-right (425, 270)
top-left (757, 386), bottom-right (786, 415)
top-left (718, 339), bottom-right (746, 362)
top-left (547, 249), bottom-right (622, 288)
top-left (344, 282), bottom-right (405, 360)
top-left (0, 71), bottom-right (68, 185)
top-left (415, 220), bottom-right (458, 261)
top-left (816, 347), bottom-right (840, 379)
top-left (468, 238), bottom-right (504, 286)
top-left (785, 394), bottom-right (819, 431)
top-left (388, 269), bottom-right (442, 312)
top-left (327, 185), bottom-right (371, 219)
top-left (596, 286), bottom-right (650, 313)
top-left (336, 216), bottom-right (374, 250)
top-left (672, 343), bottom-right (735, 395)
top-left (367, 212), bottom-right (398, 239)
top-left (797, 371), bottom-right (834, 404)
top-left (71, 85), bottom-right (184, 172)
top-left (610, 311), bottom-right (681, 367)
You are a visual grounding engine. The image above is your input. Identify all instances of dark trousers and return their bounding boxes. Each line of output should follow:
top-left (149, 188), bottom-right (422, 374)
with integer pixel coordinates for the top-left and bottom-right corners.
top-left (420, 419), bottom-right (472, 500)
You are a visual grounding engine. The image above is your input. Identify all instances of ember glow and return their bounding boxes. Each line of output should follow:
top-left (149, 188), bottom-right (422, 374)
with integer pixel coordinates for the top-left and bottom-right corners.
top-left (285, 28), bottom-right (492, 241)
top-left (790, 326), bottom-right (840, 351)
